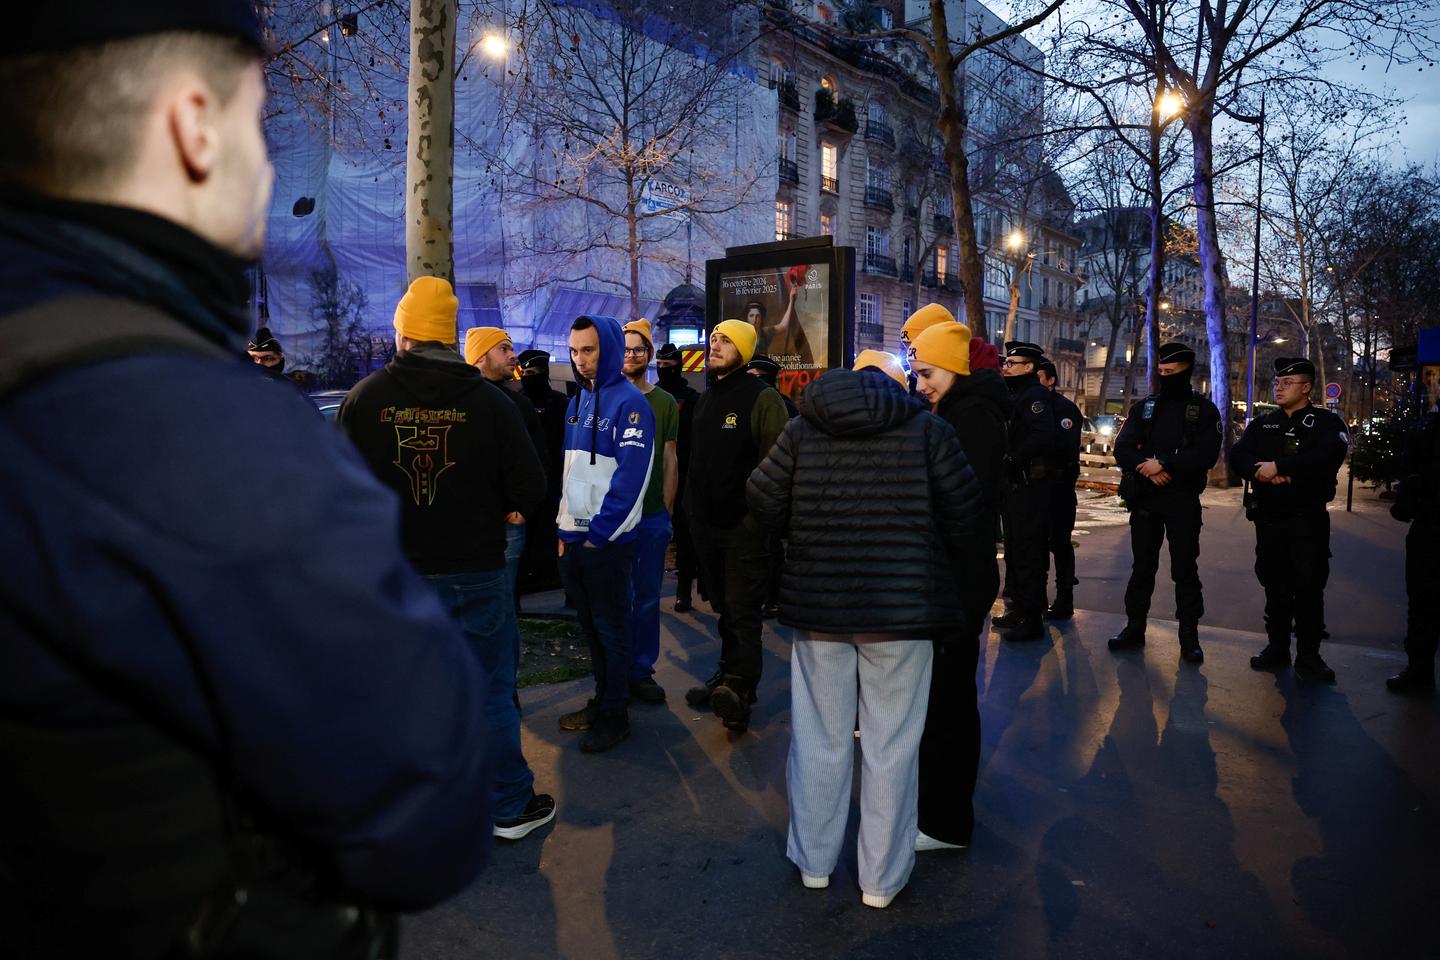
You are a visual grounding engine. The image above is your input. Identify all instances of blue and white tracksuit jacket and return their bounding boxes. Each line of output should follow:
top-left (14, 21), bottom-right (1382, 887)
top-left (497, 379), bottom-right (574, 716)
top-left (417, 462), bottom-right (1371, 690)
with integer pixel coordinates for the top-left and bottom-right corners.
top-left (557, 315), bottom-right (655, 546)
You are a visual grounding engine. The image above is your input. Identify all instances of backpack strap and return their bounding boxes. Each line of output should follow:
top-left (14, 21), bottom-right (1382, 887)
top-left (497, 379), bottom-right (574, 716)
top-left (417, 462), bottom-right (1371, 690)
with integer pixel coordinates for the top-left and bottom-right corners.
top-left (0, 295), bottom-right (229, 401)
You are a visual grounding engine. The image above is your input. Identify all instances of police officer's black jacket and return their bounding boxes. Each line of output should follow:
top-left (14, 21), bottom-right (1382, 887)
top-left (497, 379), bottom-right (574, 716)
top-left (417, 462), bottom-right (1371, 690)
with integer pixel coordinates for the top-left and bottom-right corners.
top-left (1006, 372), bottom-right (1058, 479)
top-left (1395, 411), bottom-right (1440, 523)
top-left (1114, 382), bottom-right (1222, 510)
top-left (1052, 391), bottom-right (1083, 477)
top-left (935, 368), bottom-right (1010, 518)
top-left (1230, 403), bottom-right (1350, 515)
top-left (746, 369), bottom-right (987, 637)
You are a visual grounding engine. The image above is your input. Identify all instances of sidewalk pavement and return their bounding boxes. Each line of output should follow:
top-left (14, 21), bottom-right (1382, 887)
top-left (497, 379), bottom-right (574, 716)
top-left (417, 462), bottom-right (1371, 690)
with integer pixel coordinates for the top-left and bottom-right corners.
top-left (407, 587), bottom-right (1440, 960)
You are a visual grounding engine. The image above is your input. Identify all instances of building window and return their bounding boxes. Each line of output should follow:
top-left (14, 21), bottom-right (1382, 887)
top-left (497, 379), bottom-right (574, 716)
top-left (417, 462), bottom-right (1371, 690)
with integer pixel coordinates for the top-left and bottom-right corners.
top-left (775, 199), bottom-right (793, 241)
top-left (984, 256), bottom-right (1008, 301)
top-left (902, 298), bottom-right (913, 320)
top-left (781, 128), bottom-right (796, 161)
top-left (820, 213), bottom-right (834, 236)
top-left (866, 226), bottom-right (882, 259)
top-left (1042, 277), bottom-right (1051, 306)
top-left (821, 142), bottom-right (839, 193)
top-left (936, 246), bottom-right (948, 276)
top-left (878, 7), bottom-right (894, 27)
top-left (858, 292), bottom-right (882, 342)
top-left (867, 99), bottom-right (886, 126)
top-left (821, 75), bottom-right (837, 96)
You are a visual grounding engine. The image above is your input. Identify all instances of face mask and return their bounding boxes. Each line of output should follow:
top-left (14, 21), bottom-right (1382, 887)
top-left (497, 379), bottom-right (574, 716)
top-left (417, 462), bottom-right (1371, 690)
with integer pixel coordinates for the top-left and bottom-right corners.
top-left (1159, 368), bottom-right (1193, 396)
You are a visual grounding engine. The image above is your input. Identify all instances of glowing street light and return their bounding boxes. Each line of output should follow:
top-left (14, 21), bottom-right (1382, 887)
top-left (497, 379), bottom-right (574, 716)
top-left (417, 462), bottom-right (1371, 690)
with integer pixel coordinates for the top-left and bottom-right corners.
top-left (479, 33), bottom-right (508, 59)
top-left (1006, 230), bottom-right (1025, 251)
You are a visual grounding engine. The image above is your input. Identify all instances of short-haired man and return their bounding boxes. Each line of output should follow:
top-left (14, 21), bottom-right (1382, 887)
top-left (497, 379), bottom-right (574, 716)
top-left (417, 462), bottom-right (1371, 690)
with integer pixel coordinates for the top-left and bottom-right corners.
top-left (685, 320), bottom-right (790, 732)
top-left (620, 319), bottom-right (679, 703)
top-left (557, 315), bottom-right (656, 752)
top-left (340, 278), bottom-right (554, 838)
top-left (467, 326), bottom-right (549, 607)
top-left (1230, 357), bottom-right (1350, 682)
top-left (1109, 342), bottom-right (1222, 661)
top-left (1036, 359), bottom-right (1083, 620)
top-left (994, 341), bottom-right (1058, 642)
top-left (0, 6), bottom-right (494, 953)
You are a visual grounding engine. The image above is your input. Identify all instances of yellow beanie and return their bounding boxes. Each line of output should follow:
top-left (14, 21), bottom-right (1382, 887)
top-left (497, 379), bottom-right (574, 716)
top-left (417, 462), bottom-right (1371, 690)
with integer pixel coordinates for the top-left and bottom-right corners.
top-left (394, 276), bottom-right (459, 344)
top-left (901, 303), bottom-right (955, 345)
top-left (623, 318), bottom-right (653, 349)
top-left (712, 318), bottom-right (757, 364)
top-left (910, 321), bottom-right (972, 376)
top-left (464, 326), bottom-right (510, 366)
top-left (853, 350), bottom-right (908, 389)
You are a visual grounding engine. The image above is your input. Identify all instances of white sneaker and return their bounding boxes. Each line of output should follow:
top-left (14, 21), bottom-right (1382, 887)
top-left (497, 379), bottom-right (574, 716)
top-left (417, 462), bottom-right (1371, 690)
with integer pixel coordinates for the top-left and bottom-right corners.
top-left (861, 890), bottom-right (897, 909)
top-left (915, 830), bottom-right (968, 852)
top-left (801, 872), bottom-right (829, 889)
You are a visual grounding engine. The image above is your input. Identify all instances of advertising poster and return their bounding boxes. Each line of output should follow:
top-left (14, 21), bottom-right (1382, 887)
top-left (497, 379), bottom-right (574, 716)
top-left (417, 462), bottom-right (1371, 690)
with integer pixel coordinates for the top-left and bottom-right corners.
top-left (717, 262), bottom-right (831, 399)
top-left (1422, 364), bottom-right (1440, 414)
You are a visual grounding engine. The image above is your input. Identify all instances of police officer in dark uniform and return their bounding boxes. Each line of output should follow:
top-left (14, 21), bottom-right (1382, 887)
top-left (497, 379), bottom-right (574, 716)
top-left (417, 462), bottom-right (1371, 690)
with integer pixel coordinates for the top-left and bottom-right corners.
top-left (1109, 342), bottom-right (1222, 661)
top-left (655, 342), bottom-right (705, 611)
top-left (1037, 359), bottom-right (1082, 619)
top-left (1230, 358), bottom-right (1350, 682)
top-left (1387, 403), bottom-right (1440, 695)
top-left (993, 341), bottom-right (1057, 642)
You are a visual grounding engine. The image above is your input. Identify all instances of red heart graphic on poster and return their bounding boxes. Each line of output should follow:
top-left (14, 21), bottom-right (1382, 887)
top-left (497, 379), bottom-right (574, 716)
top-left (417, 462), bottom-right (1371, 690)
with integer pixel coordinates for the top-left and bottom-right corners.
top-left (785, 264), bottom-right (809, 290)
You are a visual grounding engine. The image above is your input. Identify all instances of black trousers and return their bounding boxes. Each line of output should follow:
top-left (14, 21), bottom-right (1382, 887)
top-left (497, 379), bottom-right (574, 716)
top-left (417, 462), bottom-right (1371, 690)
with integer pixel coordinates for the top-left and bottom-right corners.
top-left (1003, 480), bottom-right (1052, 616)
top-left (1123, 502), bottom-right (1204, 624)
top-left (1253, 510), bottom-right (1331, 652)
top-left (673, 499), bottom-right (702, 599)
top-left (917, 633), bottom-right (982, 846)
top-left (1406, 519), bottom-right (1440, 661)
top-left (1048, 480), bottom-right (1078, 597)
top-left (691, 515), bottom-right (770, 691)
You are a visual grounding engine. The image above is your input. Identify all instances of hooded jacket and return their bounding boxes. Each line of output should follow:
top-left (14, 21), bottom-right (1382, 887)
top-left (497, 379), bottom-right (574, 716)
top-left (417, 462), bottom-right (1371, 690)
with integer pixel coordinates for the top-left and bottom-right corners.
top-left (0, 189), bottom-right (493, 948)
top-left (746, 369), bottom-right (987, 637)
top-left (338, 342), bottom-right (545, 572)
top-left (935, 367), bottom-right (1010, 516)
top-left (557, 316), bottom-right (655, 546)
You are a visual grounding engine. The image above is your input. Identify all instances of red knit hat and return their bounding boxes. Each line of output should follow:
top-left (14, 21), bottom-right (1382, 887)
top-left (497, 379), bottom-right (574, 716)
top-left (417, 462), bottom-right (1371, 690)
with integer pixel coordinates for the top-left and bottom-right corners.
top-left (969, 339), bottom-right (1001, 372)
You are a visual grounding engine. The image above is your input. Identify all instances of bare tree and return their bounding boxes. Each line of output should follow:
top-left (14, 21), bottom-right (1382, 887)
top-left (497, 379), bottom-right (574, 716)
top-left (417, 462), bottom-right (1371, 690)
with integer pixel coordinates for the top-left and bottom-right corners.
top-left (471, 0), bottom-right (764, 323)
top-left (406, 0), bottom-right (458, 290)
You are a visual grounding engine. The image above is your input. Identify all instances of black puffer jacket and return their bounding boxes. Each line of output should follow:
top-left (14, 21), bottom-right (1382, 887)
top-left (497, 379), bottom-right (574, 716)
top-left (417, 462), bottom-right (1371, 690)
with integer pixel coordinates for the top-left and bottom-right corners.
top-left (935, 368), bottom-right (1010, 517)
top-left (746, 369), bottom-right (987, 638)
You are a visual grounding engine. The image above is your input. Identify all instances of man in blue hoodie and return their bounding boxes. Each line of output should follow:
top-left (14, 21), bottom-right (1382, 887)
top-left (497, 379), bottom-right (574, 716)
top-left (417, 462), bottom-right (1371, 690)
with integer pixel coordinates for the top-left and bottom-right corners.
top-left (556, 315), bottom-right (657, 752)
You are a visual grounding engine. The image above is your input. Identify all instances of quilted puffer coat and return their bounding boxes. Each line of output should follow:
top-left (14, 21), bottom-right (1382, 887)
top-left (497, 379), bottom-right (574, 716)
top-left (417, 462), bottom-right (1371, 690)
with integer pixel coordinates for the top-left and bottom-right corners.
top-left (745, 368), bottom-right (988, 637)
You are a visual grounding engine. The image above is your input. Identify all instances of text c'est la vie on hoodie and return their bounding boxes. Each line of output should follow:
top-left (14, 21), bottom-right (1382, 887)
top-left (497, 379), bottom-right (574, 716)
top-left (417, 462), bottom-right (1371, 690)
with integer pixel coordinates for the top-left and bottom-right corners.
top-left (557, 315), bottom-right (656, 547)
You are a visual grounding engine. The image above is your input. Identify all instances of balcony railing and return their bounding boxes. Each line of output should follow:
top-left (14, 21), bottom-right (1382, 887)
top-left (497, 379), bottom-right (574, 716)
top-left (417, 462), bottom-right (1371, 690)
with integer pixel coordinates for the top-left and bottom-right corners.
top-left (864, 119), bottom-right (895, 147)
top-left (1053, 337), bottom-right (1086, 355)
top-left (942, 271), bottom-right (960, 290)
top-left (933, 213), bottom-right (953, 235)
top-left (820, 175), bottom-right (839, 195)
top-left (778, 79), bottom-right (800, 112)
top-left (857, 317), bottom-right (885, 343)
top-left (922, 268), bottom-right (938, 288)
top-left (863, 185), bottom-right (894, 212)
top-left (814, 89), bottom-right (858, 133)
top-left (863, 253), bottom-right (898, 277)
top-left (778, 156), bottom-right (799, 185)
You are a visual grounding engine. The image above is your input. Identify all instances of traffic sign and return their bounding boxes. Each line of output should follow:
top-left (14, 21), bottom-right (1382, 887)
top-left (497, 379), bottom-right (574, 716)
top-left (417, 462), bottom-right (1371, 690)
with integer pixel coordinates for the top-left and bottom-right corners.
top-left (1325, 382), bottom-right (1342, 400)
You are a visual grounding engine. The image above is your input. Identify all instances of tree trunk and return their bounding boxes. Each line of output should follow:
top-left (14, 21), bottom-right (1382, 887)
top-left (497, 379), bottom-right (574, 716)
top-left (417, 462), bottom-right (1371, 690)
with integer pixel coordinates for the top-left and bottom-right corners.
top-left (1122, 310), bottom-right (1143, 411)
top-left (405, 0), bottom-right (456, 298)
top-left (1188, 113), bottom-right (1234, 480)
top-left (1004, 273), bottom-right (1021, 341)
top-left (1145, 119), bottom-right (1165, 395)
top-left (930, 0), bottom-right (986, 341)
top-left (1338, 283), bottom-right (1355, 421)
top-left (1097, 310), bottom-right (1124, 414)
top-left (627, 173), bottom-right (642, 323)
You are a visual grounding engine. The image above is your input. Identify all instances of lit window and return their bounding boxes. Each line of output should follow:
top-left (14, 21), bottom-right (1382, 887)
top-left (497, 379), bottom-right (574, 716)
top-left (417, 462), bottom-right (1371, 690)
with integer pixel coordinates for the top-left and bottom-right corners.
top-left (821, 143), bottom-right (838, 180)
top-left (936, 246), bottom-right (948, 276)
top-left (820, 213), bottom-right (834, 235)
top-left (775, 199), bottom-right (794, 241)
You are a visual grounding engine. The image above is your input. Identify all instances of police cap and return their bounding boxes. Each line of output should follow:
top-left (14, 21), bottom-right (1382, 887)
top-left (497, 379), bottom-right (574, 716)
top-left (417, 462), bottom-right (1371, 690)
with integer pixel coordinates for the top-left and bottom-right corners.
top-left (1157, 341), bottom-right (1196, 365)
top-left (3, 0), bottom-right (265, 58)
top-left (516, 349), bottom-right (551, 372)
top-left (1004, 341), bottom-right (1045, 361)
top-left (1273, 357), bottom-right (1315, 378)
top-left (655, 343), bottom-right (683, 363)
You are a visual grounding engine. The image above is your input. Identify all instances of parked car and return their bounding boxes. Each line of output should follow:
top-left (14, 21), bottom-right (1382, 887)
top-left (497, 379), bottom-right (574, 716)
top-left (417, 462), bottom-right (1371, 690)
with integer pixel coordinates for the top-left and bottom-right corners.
top-left (1083, 414), bottom-right (1124, 456)
top-left (307, 389), bottom-right (349, 423)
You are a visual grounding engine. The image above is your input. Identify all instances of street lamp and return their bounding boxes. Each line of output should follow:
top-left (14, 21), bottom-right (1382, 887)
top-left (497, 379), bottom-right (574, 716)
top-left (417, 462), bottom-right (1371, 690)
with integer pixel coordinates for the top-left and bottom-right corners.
top-left (479, 32), bottom-right (508, 59)
top-left (1006, 229), bottom-right (1025, 251)
top-left (1156, 91), bottom-right (1184, 121)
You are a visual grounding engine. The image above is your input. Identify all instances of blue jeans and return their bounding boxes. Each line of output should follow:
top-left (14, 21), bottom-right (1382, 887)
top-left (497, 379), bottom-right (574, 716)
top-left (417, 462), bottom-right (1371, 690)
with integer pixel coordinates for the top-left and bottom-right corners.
top-left (505, 522), bottom-right (526, 667)
top-left (561, 539), bottom-right (637, 715)
top-left (628, 518), bottom-right (671, 681)
top-left (428, 568), bottom-right (533, 820)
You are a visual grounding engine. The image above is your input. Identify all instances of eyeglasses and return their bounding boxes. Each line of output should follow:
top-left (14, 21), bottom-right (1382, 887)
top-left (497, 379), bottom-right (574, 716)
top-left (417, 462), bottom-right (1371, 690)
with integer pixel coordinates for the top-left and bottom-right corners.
top-left (1001, 359), bottom-right (1033, 368)
top-left (622, 347), bottom-right (650, 357)
top-left (1273, 378), bottom-right (1309, 390)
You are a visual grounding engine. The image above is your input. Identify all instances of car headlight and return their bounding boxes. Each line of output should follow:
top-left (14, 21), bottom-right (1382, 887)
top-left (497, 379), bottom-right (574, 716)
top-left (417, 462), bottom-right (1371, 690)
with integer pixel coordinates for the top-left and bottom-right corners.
top-left (1099, 425), bottom-right (1114, 437)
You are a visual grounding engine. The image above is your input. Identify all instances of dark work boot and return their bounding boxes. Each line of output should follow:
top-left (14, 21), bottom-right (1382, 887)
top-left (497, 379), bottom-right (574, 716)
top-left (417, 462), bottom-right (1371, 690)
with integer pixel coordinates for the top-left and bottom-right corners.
top-left (674, 582), bottom-right (693, 613)
top-left (992, 608), bottom-right (1025, 629)
top-left (1044, 591), bottom-right (1074, 620)
top-left (710, 676), bottom-right (754, 732)
top-left (1001, 615), bottom-right (1045, 643)
top-left (1293, 650), bottom-right (1336, 684)
top-left (1179, 621), bottom-right (1204, 664)
top-left (685, 669), bottom-right (723, 709)
top-left (1386, 657), bottom-right (1436, 697)
top-left (1108, 621), bottom-right (1146, 651)
top-left (580, 712), bottom-right (630, 753)
top-left (1250, 642), bottom-right (1291, 670)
